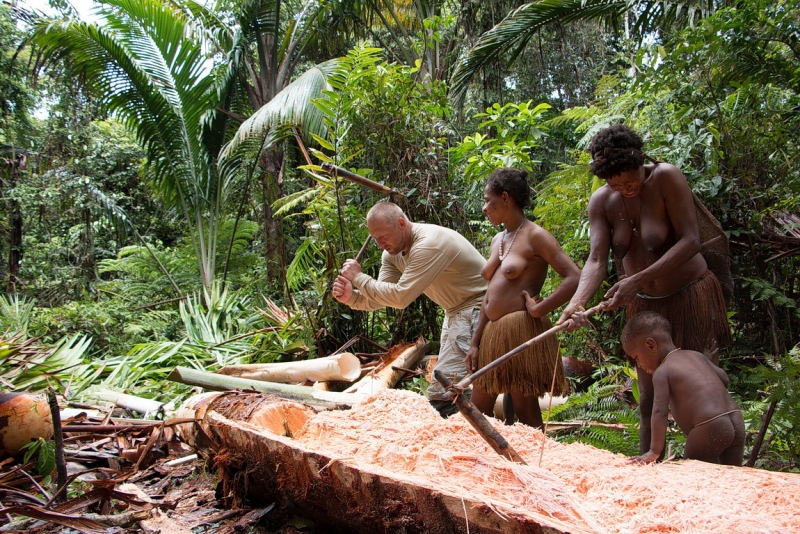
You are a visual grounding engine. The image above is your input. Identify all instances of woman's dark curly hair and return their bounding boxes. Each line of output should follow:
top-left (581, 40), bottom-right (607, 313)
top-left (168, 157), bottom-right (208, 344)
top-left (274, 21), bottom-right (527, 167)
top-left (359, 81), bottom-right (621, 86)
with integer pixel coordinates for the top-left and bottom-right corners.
top-left (486, 168), bottom-right (530, 208)
top-left (588, 124), bottom-right (646, 180)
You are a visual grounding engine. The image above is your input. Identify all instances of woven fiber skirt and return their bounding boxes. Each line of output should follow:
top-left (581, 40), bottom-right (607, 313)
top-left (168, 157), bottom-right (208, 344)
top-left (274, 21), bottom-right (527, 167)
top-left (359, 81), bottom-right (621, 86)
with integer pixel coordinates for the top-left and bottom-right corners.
top-left (474, 310), bottom-right (567, 397)
top-left (627, 270), bottom-right (731, 353)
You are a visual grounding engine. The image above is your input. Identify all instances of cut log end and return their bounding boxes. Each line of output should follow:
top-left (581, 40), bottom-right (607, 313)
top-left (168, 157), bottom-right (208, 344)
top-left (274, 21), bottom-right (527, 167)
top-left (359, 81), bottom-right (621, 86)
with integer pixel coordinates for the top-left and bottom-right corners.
top-left (0, 392), bottom-right (54, 457)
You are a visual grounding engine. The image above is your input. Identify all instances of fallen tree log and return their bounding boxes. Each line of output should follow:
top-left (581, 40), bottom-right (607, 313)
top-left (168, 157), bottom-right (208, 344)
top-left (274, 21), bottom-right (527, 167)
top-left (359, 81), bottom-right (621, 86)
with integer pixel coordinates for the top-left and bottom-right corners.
top-left (343, 338), bottom-right (429, 394)
top-left (166, 367), bottom-right (362, 410)
top-left (0, 392), bottom-right (54, 458)
top-left (216, 352), bottom-right (361, 383)
top-left (177, 389), bottom-right (800, 534)
top-left (177, 390), bottom-right (594, 534)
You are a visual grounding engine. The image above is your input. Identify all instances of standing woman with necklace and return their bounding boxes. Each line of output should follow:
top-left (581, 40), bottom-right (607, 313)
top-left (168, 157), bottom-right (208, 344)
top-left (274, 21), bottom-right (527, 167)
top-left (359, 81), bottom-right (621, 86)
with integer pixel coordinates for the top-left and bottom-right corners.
top-left (466, 168), bottom-right (581, 428)
top-left (557, 124), bottom-right (731, 455)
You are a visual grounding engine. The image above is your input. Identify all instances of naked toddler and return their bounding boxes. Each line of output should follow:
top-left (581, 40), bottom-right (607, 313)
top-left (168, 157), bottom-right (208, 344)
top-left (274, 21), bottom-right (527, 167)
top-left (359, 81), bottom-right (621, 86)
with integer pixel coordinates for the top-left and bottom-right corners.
top-left (622, 311), bottom-right (744, 465)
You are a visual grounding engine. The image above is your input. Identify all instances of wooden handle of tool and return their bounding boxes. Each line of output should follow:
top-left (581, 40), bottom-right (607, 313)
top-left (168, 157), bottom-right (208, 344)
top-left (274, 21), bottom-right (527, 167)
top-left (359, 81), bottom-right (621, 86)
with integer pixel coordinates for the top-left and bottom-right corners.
top-left (434, 370), bottom-right (527, 464)
top-left (321, 162), bottom-right (395, 195)
top-left (354, 235), bottom-right (372, 262)
top-left (458, 302), bottom-right (608, 389)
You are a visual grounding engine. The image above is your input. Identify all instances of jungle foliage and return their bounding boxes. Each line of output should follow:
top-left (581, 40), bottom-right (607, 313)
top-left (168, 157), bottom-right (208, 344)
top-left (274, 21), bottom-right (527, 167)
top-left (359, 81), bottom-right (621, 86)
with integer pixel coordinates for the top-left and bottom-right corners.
top-left (0, 0), bottom-right (797, 470)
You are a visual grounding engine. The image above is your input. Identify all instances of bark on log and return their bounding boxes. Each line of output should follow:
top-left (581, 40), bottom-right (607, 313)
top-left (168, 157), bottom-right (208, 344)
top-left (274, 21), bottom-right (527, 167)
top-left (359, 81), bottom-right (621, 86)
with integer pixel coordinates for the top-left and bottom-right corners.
top-left (167, 367), bottom-right (362, 410)
top-left (216, 352), bottom-right (361, 383)
top-left (176, 392), bottom-right (579, 534)
top-left (343, 338), bottom-right (429, 394)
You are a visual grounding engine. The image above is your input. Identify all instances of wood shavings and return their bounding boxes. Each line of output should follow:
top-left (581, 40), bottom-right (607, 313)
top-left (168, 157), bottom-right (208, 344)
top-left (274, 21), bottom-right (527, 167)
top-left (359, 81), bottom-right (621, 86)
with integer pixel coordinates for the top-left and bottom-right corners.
top-left (293, 389), bottom-right (800, 533)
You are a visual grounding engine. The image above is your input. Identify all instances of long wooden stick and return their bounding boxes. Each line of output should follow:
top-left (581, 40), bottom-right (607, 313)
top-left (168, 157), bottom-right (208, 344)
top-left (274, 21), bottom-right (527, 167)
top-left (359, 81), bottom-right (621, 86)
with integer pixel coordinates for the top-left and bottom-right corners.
top-left (354, 235), bottom-right (373, 262)
top-left (436, 303), bottom-right (607, 464)
top-left (321, 162), bottom-right (396, 195)
top-left (746, 399), bottom-right (777, 467)
top-left (456, 302), bottom-right (608, 390)
top-left (47, 388), bottom-right (68, 503)
top-left (434, 371), bottom-right (527, 464)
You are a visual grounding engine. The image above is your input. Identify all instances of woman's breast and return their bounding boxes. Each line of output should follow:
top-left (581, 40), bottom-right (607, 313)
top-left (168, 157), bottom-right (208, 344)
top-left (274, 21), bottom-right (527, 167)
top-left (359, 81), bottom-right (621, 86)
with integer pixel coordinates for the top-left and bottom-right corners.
top-left (483, 256), bottom-right (548, 321)
top-left (638, 219), bottom-right (672, 254)
top-left (497, 256), bottom-right (526, 280)
top-left (610, 221), bottom-right (634, 259)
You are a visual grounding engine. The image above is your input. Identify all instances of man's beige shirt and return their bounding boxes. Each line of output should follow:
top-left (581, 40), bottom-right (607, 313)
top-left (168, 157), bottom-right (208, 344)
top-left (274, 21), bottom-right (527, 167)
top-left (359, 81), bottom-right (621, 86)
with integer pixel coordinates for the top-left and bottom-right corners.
top-left (348, 223), bottom-right (487, 316)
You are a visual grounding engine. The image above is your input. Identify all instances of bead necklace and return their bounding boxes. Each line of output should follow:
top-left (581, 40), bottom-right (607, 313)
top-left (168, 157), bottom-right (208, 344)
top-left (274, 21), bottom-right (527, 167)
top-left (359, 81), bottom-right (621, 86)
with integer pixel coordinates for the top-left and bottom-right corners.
top-left (499, 220), bottom-right (526, 261)
top-left (662, 347), bottom-right (681, 362)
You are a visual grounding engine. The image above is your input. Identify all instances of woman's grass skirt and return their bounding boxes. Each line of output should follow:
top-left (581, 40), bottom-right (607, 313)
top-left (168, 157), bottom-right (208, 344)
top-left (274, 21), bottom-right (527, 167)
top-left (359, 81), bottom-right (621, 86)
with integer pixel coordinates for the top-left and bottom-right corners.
top-left (475, 310), bottom-right (568, 397)
top-left (626, 270), bottom-right (731, 352)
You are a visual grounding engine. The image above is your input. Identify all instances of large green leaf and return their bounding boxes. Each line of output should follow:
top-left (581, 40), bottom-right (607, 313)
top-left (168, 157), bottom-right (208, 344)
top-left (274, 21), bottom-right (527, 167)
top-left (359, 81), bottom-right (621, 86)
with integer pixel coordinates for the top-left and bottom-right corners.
top-left (220, 64), bottom-right (334, 161)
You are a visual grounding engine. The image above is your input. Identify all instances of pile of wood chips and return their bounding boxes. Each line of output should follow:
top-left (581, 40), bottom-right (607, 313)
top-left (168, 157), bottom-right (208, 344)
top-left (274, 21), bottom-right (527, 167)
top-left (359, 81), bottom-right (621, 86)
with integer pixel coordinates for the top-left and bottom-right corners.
top-left (295, 389), bottom-right (800, 534)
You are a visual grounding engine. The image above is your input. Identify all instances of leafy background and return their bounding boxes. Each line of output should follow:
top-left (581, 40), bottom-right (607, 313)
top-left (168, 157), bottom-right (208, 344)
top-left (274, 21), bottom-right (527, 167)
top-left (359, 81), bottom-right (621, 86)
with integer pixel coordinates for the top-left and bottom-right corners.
top-left (0, 0), bottom-right (797, 473)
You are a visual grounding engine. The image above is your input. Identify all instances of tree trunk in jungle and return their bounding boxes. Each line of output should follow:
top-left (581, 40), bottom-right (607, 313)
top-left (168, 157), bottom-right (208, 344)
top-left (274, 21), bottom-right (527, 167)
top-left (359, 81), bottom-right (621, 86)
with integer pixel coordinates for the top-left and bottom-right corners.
top-left (260, 148), bottom-right (291, 302)
top-left (6, 153), bottom-right (25, 294)
top-left (82, 207), bottom-right (98, 292)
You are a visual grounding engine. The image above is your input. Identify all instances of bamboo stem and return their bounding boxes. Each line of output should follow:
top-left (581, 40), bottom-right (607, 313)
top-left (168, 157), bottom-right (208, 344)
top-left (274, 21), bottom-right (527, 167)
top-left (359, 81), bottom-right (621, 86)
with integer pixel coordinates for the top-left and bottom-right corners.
top-left (167, 367), bottom-right (361, 409)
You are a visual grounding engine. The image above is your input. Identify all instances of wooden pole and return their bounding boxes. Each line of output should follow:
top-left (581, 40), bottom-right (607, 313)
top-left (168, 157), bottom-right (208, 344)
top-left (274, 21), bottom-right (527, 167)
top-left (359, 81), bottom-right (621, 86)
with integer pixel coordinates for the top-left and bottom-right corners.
top-left (746, 400), bottom-right (777, 467)
top-left (167, 366), bottom-right (362, 410)
top-left (434, 371), bottom-right (527, 464)
top-left (47, 388), bottom-right (68, 503)
top-left (456, 302), bottom-right (607, 391)
top-left (354, 235), bottom-right (373, 262)
top-left (321, 162), bottom-right (396, 196)
top-left (435, 303), bottom-right (608, 464)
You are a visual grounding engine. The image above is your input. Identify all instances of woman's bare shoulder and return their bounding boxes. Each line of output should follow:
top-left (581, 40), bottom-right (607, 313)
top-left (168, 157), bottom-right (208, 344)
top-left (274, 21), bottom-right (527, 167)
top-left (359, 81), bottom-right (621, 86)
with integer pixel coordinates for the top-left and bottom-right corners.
top-left (649, 162), bottom-right (687, 184)
top-left (527, 221), bottom-right (557, 241)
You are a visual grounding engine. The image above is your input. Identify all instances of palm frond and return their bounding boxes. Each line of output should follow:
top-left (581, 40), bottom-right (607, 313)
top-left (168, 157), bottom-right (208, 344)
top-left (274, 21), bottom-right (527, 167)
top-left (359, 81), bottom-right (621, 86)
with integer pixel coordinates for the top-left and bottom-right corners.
top-left (0, 333), bottom-right (93, 393)
top-left (449, 0), bottom-right (628, 103)
top-left (0, 294), bottom-right (37, 337)
top-left (449, 0), bottom-right (724, 104)
top-left (220, 65), bottom-right (333, 161)
top-left (285, 237), bottom-right (324, 292)
top-left (271, 186), bottom-right (326, 218)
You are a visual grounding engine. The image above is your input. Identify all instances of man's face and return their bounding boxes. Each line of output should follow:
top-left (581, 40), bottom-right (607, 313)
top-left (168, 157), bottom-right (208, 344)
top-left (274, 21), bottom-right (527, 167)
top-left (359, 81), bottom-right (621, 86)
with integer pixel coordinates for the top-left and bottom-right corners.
top-left (368, 217), bottom-right (407, 255)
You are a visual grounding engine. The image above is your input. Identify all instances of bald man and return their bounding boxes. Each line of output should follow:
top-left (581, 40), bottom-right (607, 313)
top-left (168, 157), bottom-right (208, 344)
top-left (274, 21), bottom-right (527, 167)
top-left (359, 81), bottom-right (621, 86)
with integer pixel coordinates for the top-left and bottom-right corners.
top-left (333, 203), bottom-right (487, 417)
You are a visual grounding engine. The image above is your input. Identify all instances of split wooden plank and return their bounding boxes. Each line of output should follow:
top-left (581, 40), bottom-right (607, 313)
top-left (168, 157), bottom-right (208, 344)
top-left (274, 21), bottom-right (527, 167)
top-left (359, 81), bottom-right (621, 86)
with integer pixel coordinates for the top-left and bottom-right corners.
top-left (343, 338), bottom-right (429, 394)
top-left (216, 352), bottom-right (361, 383)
